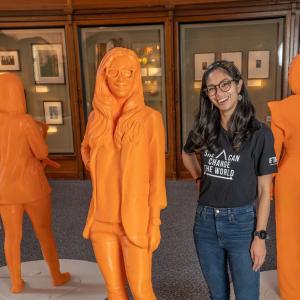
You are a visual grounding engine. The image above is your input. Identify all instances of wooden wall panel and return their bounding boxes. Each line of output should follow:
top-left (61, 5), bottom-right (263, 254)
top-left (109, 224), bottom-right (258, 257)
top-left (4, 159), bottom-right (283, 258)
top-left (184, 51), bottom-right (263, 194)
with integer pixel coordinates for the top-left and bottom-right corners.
top-left (0, 0), bottom-right (296, 13)
top-left (0, 0), bottom-right (69, 11)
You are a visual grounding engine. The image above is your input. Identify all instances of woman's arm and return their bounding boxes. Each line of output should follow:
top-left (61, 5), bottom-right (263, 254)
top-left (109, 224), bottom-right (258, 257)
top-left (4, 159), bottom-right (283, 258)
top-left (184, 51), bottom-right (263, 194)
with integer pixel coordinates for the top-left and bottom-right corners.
top-left (250, 174), bottom-right (272, 272)
top-left (182, 150), bottom-right (202, 180)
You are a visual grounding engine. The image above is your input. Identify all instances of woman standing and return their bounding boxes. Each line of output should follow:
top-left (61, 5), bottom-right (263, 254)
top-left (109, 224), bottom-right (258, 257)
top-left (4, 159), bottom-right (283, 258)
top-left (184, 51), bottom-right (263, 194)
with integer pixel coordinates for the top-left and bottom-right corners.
top-left (182, 61), bottom-right (277, 300)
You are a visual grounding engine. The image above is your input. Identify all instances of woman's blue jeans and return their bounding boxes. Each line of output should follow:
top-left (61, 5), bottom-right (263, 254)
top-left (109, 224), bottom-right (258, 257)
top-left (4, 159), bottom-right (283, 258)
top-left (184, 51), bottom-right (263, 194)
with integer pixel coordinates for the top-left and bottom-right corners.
top-left (193, 204), bottom-right (259, 300)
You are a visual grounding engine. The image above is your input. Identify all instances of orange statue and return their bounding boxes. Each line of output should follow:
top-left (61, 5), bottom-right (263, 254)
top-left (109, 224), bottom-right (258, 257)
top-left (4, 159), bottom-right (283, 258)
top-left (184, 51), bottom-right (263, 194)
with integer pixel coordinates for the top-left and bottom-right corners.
top-left (0, 73), bottom-right (70, 293)
top-left (81, 47), bottom-right (167, 300)
top-left (268, 54), bottom-right (300, 300)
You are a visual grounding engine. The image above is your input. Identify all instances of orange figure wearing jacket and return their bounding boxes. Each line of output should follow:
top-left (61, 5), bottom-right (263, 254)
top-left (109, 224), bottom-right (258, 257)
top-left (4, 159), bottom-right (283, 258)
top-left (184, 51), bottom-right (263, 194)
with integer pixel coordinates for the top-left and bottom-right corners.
top-left (81, 47), bottom-right (167, 300)
top-left (0, 73), bottom-right (70, 293)
top-left (268, 54), bottom-right (300, 300)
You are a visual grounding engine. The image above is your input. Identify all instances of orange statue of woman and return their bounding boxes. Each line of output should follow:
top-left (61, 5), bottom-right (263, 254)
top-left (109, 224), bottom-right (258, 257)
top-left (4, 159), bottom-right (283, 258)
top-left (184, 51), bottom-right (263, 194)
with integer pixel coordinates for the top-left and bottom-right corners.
top-left (0, 72), bottom-right (70, 293)
top-left (268, 54), bottom-right (300, 300)
top-left (81, 47), bottom-right (167, 300)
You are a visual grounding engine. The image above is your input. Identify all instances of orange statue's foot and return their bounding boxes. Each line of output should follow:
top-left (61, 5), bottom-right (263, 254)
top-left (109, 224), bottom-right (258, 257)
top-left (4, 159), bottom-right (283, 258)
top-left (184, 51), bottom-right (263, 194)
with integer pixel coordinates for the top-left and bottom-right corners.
top-left (52, 272), bottom-right (71, 286)
top-left (11, 279), bottom-right (25, 293)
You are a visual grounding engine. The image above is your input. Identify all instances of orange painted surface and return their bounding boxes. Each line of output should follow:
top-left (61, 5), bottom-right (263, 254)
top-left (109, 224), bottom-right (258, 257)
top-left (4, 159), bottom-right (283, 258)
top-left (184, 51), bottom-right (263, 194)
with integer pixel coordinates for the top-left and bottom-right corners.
top-left (0, 73), bottom-right (70, 293)
top-left (81, 47), bottom-right (167, 299)
top-left (268, 54), bottom-right (300, 300)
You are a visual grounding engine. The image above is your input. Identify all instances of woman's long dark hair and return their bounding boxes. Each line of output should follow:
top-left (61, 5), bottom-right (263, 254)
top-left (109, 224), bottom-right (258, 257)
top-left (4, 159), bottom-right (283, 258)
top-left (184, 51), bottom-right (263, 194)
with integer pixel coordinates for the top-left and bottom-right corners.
top-left (191, 60), bottom-right (258, 153)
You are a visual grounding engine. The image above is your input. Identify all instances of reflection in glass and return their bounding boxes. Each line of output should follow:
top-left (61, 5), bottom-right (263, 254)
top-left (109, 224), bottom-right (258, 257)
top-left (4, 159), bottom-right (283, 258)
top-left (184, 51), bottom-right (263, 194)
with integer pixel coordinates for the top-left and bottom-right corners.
top-left (180, 19), bottom-right (284, 144)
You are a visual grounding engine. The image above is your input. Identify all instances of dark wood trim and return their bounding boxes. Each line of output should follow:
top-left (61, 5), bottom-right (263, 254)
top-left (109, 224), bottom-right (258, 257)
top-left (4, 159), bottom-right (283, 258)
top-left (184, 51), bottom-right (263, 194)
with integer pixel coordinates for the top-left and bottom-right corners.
top-left (64, 20), bottom-right (85, 179)
top-left (296, 12), bottom-right (300, 54)
top-left (283, 12), bottom-right (292, 97)
top-left (164, 12), bottom-right (177, 178)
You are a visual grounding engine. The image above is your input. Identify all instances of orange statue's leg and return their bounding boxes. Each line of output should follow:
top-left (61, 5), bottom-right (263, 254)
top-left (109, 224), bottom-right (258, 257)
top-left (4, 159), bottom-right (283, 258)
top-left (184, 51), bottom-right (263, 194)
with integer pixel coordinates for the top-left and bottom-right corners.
top-left (90, 222), bottom-right (129, 300)
top-left (120, 235), bottom-right (156, 300)
top-left (275, 173), bottom-right (300, 300)
top-left (0, 204), bottom-right (25, 293)
top-left (24, 196), bottom-right (70, 286)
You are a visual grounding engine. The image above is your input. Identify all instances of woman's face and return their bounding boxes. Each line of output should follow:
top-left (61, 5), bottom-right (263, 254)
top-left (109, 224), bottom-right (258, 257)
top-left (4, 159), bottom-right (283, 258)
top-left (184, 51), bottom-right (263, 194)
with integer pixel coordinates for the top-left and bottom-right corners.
top-left (106, 55), bottom-right (136, 100)
top-left (205, 68), bottom-right (242, 115)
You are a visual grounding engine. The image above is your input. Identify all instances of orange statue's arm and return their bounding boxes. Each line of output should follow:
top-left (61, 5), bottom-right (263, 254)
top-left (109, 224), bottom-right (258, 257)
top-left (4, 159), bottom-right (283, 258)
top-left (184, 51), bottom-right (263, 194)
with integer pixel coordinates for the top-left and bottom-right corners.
top-left (34, 119), bottom-right (61, 169)
top-left (268, 102), bottom-right (285, 165)
top-left (270, 120), bottom-right (285, 165)
top-left (81, 112), bottom-right (94, 171)
top-left (25, 115), bottom-right (48, 160)
top-left (148, 112), bottom-right (167, 252)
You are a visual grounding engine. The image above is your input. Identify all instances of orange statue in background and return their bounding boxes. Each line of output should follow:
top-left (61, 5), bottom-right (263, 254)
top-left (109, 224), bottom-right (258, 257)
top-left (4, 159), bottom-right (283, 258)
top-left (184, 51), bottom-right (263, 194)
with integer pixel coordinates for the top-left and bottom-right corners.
top-left (0, 73), bottom-right (70, 293)
top-left (268, 54), bottom-right (300, 300)
top-left (81, 47), bottom-right (167, 300)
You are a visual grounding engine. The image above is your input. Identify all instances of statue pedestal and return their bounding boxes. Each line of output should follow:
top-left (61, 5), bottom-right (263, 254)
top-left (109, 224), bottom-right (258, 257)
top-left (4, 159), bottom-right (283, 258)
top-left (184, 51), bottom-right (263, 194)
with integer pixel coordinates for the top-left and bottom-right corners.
top-left (230, 270), bottom-right (280, 300)
top-left (0, 259), bottom-right (107, 300)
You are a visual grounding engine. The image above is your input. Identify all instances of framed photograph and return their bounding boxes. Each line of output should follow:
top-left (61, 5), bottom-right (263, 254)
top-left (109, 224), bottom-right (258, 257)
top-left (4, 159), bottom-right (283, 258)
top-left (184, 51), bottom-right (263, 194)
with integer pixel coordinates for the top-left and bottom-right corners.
top-left (43, 101), bottom-right (64, 125)
top-left (0, 50), bottom-right (21, 71)
top-left (95, 43), bottom-right (107, 72)
top-left (194, 53), bottom-right (215, 80)
top-left (32, 44), bottom-right (65, 84)
top-left (248, 50), bottom-right (270, 79)
top-left (221, 52), bottom-right (242, 73)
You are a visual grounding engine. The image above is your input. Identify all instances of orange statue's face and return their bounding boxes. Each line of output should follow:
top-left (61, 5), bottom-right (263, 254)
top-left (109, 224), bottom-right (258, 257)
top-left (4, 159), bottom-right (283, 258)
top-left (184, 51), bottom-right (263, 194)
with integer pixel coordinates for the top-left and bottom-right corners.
top-left (106, 55), bottom-right (136, 99)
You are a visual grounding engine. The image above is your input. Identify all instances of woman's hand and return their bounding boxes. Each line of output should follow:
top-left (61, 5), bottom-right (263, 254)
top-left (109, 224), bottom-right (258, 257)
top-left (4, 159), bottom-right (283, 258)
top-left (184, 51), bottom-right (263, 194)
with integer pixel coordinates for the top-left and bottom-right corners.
top-left (250, 237), bottom-right (266, 272)
top-left (148, 224), bottom-right (161, 252)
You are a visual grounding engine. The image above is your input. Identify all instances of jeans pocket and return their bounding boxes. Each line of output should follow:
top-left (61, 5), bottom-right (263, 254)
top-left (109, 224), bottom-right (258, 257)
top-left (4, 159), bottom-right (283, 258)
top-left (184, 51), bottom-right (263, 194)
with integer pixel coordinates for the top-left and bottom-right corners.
top-left (233, 210), bottom-right (255, 225)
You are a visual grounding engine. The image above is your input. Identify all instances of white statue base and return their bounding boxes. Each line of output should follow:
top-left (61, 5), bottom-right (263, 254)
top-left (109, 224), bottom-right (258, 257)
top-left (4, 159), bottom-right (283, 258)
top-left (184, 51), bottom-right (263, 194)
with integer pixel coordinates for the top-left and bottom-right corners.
top-left (0, 259), bottom-right (106, 300)
top-left (230, 270), bottom-right (280, 300)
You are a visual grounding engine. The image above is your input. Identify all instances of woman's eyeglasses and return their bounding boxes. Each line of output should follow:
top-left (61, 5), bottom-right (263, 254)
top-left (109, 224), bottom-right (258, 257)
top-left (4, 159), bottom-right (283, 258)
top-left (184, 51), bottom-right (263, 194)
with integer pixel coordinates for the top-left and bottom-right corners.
top-left (106, 68), bottom-right (135, 79)
top-left (205, 79), bottom-right (237, 97)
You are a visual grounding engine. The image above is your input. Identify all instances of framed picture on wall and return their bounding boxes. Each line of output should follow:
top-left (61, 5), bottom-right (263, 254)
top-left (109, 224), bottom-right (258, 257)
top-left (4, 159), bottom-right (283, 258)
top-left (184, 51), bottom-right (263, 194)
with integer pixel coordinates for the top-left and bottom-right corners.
top-left (95, 38), bottom-right (125, 73)
top-left (221, 52), bottom-right (242, 73)
top-left (248, 50), bottom-right (270, 79)
top-left (0, 50), bottom-right (21, 71)
top-left (194, 53), bottom-right (215, 80)
top-left (32, 44), bottom-right (65, 84)
top-left (95, 43), bottom-right (107, 72)
top-left (43, 101), bottom-right (64, 125)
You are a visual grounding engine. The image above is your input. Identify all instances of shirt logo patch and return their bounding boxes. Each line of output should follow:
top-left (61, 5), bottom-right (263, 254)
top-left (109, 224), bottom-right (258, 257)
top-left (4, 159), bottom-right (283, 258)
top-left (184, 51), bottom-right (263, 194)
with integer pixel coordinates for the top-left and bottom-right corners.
top-left (269, 157), bottom-right (277, 166)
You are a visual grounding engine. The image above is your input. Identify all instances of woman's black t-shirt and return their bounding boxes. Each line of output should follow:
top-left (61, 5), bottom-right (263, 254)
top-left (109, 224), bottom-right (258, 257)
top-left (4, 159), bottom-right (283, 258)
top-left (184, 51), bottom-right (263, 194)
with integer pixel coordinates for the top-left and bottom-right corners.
top-left (183, 120), bottom-right (278, 208)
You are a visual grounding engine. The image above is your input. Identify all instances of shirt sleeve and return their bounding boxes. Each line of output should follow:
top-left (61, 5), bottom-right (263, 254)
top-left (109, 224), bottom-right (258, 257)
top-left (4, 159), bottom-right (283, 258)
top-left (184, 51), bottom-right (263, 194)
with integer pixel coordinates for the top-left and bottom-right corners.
top-left (254, 124), bottom-right (278, 176)
top-left (183, 130), bottom-right (197, 153)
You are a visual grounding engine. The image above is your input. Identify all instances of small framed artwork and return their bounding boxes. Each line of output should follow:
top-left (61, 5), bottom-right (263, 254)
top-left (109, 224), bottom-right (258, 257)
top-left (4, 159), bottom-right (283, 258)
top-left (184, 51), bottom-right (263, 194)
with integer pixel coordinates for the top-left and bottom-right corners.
top-left (194, 53), bottom-right (215, 80)
top-left (32, 44), bottom-right (65, 84)
top-left (0, 50), bottom-right (21, 71)
top-left (248, 50), bottom-right (270, 79)
top-left (43, 101), bottom-right (64, 125)
top-left (221, 52), bottom-right (242, 73)
top-left (95, 43), bottom-right (107, 72)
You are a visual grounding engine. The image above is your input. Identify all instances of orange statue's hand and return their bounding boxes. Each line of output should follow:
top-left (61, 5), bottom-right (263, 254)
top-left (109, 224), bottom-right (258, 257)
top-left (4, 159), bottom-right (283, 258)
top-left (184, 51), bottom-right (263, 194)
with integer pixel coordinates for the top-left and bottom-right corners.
top-left (148, 224), bottom-right (161, 252)
top-left (42, 158), bottom-right (61, 169)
